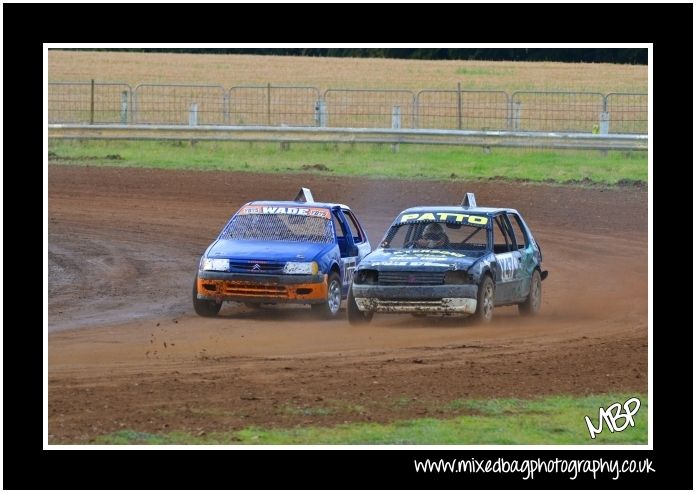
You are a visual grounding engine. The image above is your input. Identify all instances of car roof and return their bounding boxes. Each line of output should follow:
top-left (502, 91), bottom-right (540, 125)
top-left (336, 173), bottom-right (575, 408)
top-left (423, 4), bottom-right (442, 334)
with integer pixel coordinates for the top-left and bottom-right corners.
top-left (399, 206), bottom-right (519, 216)
top-left (247, 201), bottom-right (350, 210)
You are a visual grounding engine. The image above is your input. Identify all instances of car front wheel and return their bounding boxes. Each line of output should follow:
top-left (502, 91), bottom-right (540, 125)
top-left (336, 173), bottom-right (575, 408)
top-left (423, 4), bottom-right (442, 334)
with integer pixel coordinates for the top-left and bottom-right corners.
top-left (347, 284), bottom-right (373, 325)
top-left (311, 272), bottom-right (342, 319)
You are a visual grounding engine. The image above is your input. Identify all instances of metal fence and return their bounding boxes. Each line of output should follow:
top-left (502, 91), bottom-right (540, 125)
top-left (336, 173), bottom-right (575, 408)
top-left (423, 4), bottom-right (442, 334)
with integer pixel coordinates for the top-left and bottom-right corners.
top-left (324, 89), bottom-right (415, 128)
top-left (416, 88), bottom-right (510, 131)
top-left (229, 85), bottom-right (319, 126)
top-left (48, 81), bottom-right (132, 124)
top-left (510, 91), bottom-right (606, 133)
top-left (133, 84), bottom-right (226, 125)
top-left (605, 93), bottom-right (648, 134)
top-left (48, 81), bottom-right (648, 135)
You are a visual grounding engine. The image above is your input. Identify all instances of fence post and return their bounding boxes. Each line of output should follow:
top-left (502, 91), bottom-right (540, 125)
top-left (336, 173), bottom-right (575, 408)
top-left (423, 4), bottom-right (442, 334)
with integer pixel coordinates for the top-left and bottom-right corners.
top-left (90, 79), bottom-right (95, 124)
top-left (120, 91), bottom-right (129, 124)
top-left (132, 86), bottom-right (138, 124)
top-left (391, 105), bottom-right (401, 153)
top-left (267, 83), bottom-right (271, 126)
top-left (457, 82), bottom-right (462, 130)
top-left (189, 103), bottom-right (198, 126)
top-left (512, 100), bottom-right (521, 131)
top-left (599, 112), bottom-right (610, 135)
top-left (223, 92), bottom-right (229, 125)
top-left (315, 100), bottom-right (327, 127)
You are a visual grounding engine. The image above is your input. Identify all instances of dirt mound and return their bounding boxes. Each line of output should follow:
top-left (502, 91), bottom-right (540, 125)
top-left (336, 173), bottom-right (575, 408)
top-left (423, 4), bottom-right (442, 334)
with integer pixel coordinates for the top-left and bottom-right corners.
top-left (301, 163), bottom-right (331, 171)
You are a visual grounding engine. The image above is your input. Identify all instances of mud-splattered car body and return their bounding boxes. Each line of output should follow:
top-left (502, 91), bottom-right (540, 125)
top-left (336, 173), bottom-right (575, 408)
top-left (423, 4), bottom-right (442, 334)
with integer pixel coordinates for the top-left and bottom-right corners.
top-left (348, 193), bottom-right (547, 324)
top-left (194, 188), bottom-right (370, 318)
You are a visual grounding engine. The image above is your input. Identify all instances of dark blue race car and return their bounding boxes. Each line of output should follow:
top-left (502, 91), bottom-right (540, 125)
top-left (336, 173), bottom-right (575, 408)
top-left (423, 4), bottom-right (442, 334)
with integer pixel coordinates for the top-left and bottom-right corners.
top-left (194, 188), bottom-right (371, 318)
top-left (348, 193), bottom-right (548, 325)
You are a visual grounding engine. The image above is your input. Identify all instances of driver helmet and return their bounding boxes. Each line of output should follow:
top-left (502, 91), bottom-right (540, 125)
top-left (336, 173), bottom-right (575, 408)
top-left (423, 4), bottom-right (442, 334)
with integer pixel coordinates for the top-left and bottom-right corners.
top-left (423, 222), bottom-right (444, 239)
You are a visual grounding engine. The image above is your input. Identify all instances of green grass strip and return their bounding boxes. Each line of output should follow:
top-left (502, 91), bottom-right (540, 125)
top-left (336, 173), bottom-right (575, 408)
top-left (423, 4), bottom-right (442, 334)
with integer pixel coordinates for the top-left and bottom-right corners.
top-left (93, 392), bottom-right (647, 445)
top-left (49, 140), bottom-right (647, 185)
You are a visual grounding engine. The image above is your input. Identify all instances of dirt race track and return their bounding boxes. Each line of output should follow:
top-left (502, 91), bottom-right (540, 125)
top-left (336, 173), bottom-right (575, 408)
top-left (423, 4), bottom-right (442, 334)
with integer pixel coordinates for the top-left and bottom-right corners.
top-left (48, 166), bottom-right (648, 443)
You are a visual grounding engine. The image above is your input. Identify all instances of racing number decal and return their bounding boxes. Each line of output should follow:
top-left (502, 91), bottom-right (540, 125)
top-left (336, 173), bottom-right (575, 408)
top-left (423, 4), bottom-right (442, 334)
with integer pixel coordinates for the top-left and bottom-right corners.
top-left (343, 259), bottom-right (357, 284)
top-left (496, 253), bottom-right (519, 282)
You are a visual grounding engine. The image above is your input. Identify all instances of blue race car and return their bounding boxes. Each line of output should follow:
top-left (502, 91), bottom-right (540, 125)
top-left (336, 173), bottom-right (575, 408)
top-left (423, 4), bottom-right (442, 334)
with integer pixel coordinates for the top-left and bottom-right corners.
top-left (194, 188), bottom-right (371, 318)
top-left (348, 193), bottom-right (548, 325)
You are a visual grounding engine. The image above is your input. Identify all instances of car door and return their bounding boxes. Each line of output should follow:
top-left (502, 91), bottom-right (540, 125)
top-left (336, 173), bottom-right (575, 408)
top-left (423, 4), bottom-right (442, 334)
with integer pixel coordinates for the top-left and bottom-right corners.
top-left (506, 212), bottom-right (535, 302)
top-left (492, 213), bottom-right (523, 304)
top-left (342, 209), bottom-right (371, 260)
top-left (341, 208), bottom-right (372, 293)
top-left (332, 209), bottom-right (359, 295)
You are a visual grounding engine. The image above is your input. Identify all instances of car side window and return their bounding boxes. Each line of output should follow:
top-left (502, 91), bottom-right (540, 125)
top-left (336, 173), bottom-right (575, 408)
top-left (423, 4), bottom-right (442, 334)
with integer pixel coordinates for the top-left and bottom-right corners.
top-left (342, 210), bottom-right (364, 244)
top-left (506, 213), bottom-right (527, 250)
top-left (493, 215), bottom-right (514, 254)
top-left (332, 211), bottom-right (347, 239)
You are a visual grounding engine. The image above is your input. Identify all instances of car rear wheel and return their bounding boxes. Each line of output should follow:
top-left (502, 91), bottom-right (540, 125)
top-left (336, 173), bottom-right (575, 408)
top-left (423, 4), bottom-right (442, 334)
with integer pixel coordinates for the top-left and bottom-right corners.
top-left (311, 272), bottom-right (342, 319)
top-left (347, 284), bottom-right (373, 325)
top-left (192, 278), bottom-right (222, 317)
top-left (518, 270), bottom-right (542, 316)
top-left (472, 275), bottom-right (494, 324)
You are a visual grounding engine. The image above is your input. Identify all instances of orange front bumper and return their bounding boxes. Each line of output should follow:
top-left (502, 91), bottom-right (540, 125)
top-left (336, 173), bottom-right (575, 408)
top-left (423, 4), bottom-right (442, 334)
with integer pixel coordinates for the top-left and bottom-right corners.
top-left (197, 275), bottom-right (328, 303)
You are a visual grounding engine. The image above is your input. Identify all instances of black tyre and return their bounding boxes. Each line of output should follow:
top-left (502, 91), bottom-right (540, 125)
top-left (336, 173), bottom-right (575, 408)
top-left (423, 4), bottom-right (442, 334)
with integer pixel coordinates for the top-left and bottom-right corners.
top-left (192, 278), bottom-right (222, 317)
top-left (518, 269), bottom-right (542, 316)
top-left (244, 302), bottom-right (262, 309)
top-left (347, 284), bottom-right (373, 326)
top-left (472, 275), bottom-right (494, 324)
top-left (311, 272), bottom-right (342, 318)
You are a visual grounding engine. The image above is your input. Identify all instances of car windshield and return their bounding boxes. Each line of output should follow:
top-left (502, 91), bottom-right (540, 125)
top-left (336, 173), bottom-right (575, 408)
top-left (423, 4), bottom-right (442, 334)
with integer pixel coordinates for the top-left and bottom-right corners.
top-left (221, 213), bottom-right (334, 244)
top-left (380, 220), bottom-right (489, 252)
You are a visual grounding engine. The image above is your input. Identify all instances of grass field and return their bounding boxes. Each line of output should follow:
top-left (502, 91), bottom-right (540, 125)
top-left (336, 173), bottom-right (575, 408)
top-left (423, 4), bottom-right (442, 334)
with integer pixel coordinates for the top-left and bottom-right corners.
top-left (48, 140), bottom-right (647, 185)
top-left (93, 393), bottom-right (648, 445)
top-left (48, 50), bottom-right (647, 93)
top-left (48, 51), bottom-right (648, 185)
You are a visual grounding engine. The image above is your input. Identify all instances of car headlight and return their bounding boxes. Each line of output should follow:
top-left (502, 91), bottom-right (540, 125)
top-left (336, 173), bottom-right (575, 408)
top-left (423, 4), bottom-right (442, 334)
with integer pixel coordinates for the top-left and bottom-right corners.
top-left (443, 270), bottom-right (472, 284)
top-left (354, 269), bottom-right (378, 285)
top-left (201, 257), bottom-right (229, 271)
top-left (283, 261), bottom-right (318, 275)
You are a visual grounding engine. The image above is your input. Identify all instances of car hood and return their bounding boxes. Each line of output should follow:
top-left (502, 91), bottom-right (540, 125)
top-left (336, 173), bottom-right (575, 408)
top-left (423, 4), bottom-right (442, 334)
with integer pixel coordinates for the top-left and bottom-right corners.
top-left (358, 248), bottom-right (482, 271)
top-left (206, 239), bottom-right (334, 262)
